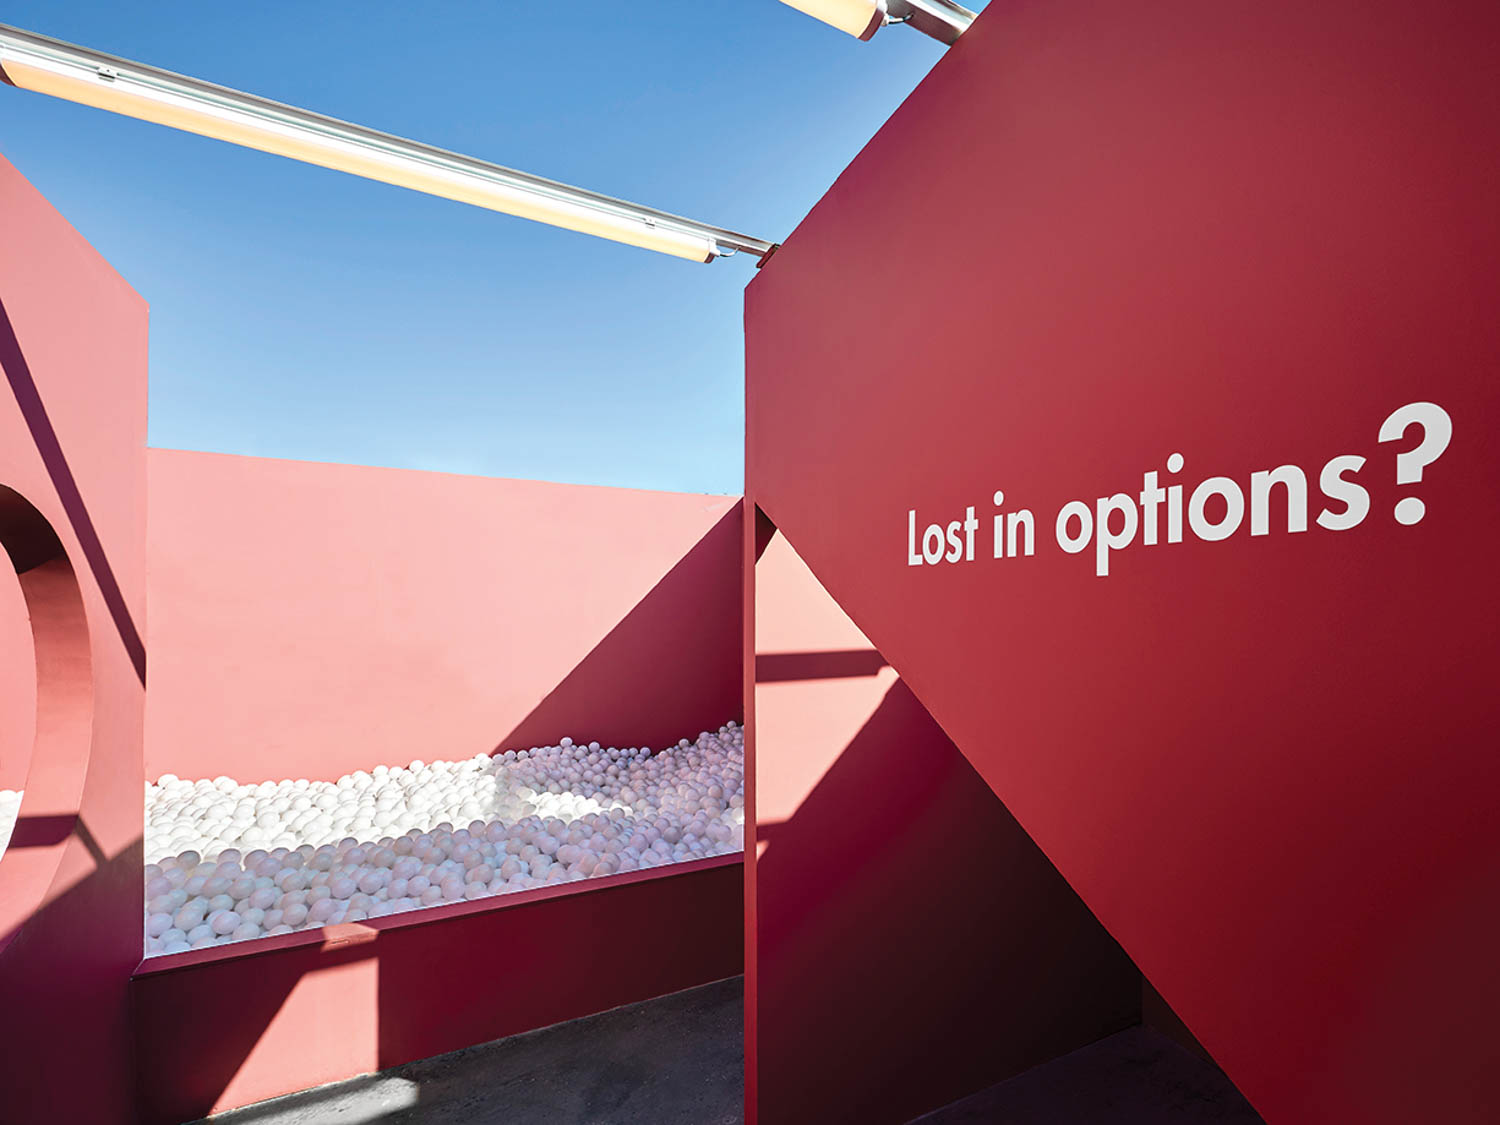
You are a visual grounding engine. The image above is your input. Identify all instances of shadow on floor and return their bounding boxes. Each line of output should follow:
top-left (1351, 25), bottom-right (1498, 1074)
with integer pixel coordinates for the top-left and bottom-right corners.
top-left (195, 981), bottom-right (1264, 1125)
top-left (911, 1026), bottom-right (1266, 1124)
top-left (194, 977), bottom-right (743, 1125)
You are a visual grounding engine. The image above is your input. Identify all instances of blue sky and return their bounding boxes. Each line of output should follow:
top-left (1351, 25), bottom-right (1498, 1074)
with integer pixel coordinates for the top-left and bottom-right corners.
top-left (0, 2), bottom-right (971, 494)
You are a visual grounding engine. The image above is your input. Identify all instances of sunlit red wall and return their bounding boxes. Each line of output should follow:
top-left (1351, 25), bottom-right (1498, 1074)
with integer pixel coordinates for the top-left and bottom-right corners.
top-left (146, 449), bottom-right (743, 784)
top-left (0, 153), bottom-right (148, 1125)
top-left (744, 2), bottom-right (1500, 1123)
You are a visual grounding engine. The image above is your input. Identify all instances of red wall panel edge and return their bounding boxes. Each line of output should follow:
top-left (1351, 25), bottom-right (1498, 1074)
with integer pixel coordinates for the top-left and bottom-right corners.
top-left (742, 497), bottom-right (760, 1125)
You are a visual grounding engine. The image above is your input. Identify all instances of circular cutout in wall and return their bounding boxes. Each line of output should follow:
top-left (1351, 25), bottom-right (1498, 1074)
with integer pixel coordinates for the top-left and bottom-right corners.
top-left (0, 484), bottom-right (94, 951)
top-left (0, 554), bottom-right (32, 858)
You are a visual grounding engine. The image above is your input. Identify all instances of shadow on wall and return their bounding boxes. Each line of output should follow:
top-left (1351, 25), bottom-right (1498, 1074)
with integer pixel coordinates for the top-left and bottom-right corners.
top-left (0, 483), bottom-right (111, 946)
top-left (499, 503), bottom-right (744, 754)
top-left (0, 297), bottom-right (144, 683)
top-left (0, 294), bottom-right (341, 1123)
top-left (755, 649), bottom-right (888, 682)
top-left (132, 505), bottom-right (746, 1125)
top-left (3, 224), bottom-right (745, 1121)
top-left (0, 307), bottom-right (147, 1123)
top-left (755, 675), bottom-right (1142, 1125)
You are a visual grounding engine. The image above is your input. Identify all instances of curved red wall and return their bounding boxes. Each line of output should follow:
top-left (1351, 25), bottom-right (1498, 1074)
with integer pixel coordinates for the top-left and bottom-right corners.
top-left (0, 560), bottom-right (33, 792)
top-left (745, 2), bottom-right (1500, 1122)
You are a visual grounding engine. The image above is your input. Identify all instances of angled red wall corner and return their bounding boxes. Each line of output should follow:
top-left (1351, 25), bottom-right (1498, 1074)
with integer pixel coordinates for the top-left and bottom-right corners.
top-left (0, 153), bottom-right (148, 1125)
top-left (744, 2), bottom-right (1500, 1123)
top-left (146, 450), bottom-right (743, 783)
top-left (747, 528), bottom-right (1139, 1125)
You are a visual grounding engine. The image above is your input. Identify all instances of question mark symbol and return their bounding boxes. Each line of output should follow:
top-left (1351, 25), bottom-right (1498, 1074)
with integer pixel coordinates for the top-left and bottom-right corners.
top-left (1377, 402), bottom-right (1452, 525)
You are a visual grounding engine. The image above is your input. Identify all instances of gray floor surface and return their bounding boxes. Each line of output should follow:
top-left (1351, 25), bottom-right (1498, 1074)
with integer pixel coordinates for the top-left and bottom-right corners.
top-left (914, 1026), bottom-right (1266, 1125)
top-left (197, 979), bottom-right (1263, 1125)
top-left (193, 976), bottom-right (744, 1125)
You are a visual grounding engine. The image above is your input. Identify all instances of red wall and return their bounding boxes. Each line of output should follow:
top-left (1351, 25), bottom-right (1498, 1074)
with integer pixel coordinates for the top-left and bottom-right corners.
top-left (0, 558), bottom-right (32, 792)
top-left (745, 2), bottom-right (1499, 1123)
top-left (146, 449), bottom-right (743, 783)
top-left (0, 153), bottom-right (148, 1125)
top-left (748, 528), bottom-right (1139, 1124)
top-left (2, 143), bottom-right (749, 1123)
top-left (134, 856), bottom-right (742, 1124)
top-left (136, 449), bottom-right (746, 1119)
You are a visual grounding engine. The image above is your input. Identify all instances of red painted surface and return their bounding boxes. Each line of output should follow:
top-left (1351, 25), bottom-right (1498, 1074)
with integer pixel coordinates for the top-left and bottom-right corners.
top-left (133, 856), bottom-right (742, 1124)
top-left (748, 529), bottom-right (1138, 1124)
top-left (137, 458), bottom-right (745, 1117)
top-left (0, 553), bottom-right (33, 792)
top-left (146, 449), bottom-right (742, 783)
top-left (745, 3), bottom-right (1499, 1123)
top-left (136, 462), bottom-right (746, 1116)
top-left (741, 505), bottom-right (763, 1125)
top-left (0, 153), bottom-right (148, 1125)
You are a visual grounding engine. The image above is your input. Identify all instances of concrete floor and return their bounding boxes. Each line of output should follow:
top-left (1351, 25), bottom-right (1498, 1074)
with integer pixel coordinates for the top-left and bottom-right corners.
top-left (198, 980), bottom-right (1262, 1125)
top-left (915, 1027), bottom-right (1266, 1125)
top-left (193, 977), bottom-right (743, 1125)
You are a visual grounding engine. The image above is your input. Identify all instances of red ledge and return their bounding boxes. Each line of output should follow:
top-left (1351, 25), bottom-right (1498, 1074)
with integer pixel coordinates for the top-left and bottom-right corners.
top-left (131, 851), bottom-right (743, 978)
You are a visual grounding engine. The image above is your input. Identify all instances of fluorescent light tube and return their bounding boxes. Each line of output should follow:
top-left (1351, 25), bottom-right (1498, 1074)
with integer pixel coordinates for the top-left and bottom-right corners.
top-left (778, 0), bottom-right (887, 40)
top-left (0, 24), bottom-right (775, 263)
top-left (777, 0), bottom-right (975, 44)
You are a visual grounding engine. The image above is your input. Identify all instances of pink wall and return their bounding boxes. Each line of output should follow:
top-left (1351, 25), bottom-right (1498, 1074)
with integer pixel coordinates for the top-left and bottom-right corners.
top-left (744, 2), bottom-right (1500, 1123)
top-left (147, 449), bottom-right (743, 783)
top-left (747, 527), bottom-right (1138, 1124)
top-left (137, 433), bottom-right (746, 1120)
top-left (137, 435), bottom-right (746, 1119)
top-left (0, 153), bottom-right (148, 1125)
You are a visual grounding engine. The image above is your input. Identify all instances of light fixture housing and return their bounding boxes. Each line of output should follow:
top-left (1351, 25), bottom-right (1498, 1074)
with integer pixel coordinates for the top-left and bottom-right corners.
top-left (778, 0), bottom-right (975, 44)
top-left (0, 23), bottom-right (775, 264)
top-left (778, 0), bottom-right (888, 41)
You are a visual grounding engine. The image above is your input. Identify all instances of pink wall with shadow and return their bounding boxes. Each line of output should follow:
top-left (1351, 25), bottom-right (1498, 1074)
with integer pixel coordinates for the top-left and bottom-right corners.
top-left (2, 143), bottom-right (749, 1124)
top-left (0, 153), bottom-right (148, 1125)
top-left (134, 441), bottom-right (746, 1120)
top-left (146, 449), bottom-right (743, 784)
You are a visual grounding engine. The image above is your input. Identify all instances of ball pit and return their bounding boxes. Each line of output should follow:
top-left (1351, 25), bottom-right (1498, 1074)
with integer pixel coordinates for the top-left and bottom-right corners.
top-left (142, 723), bottom-right (744, 956)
